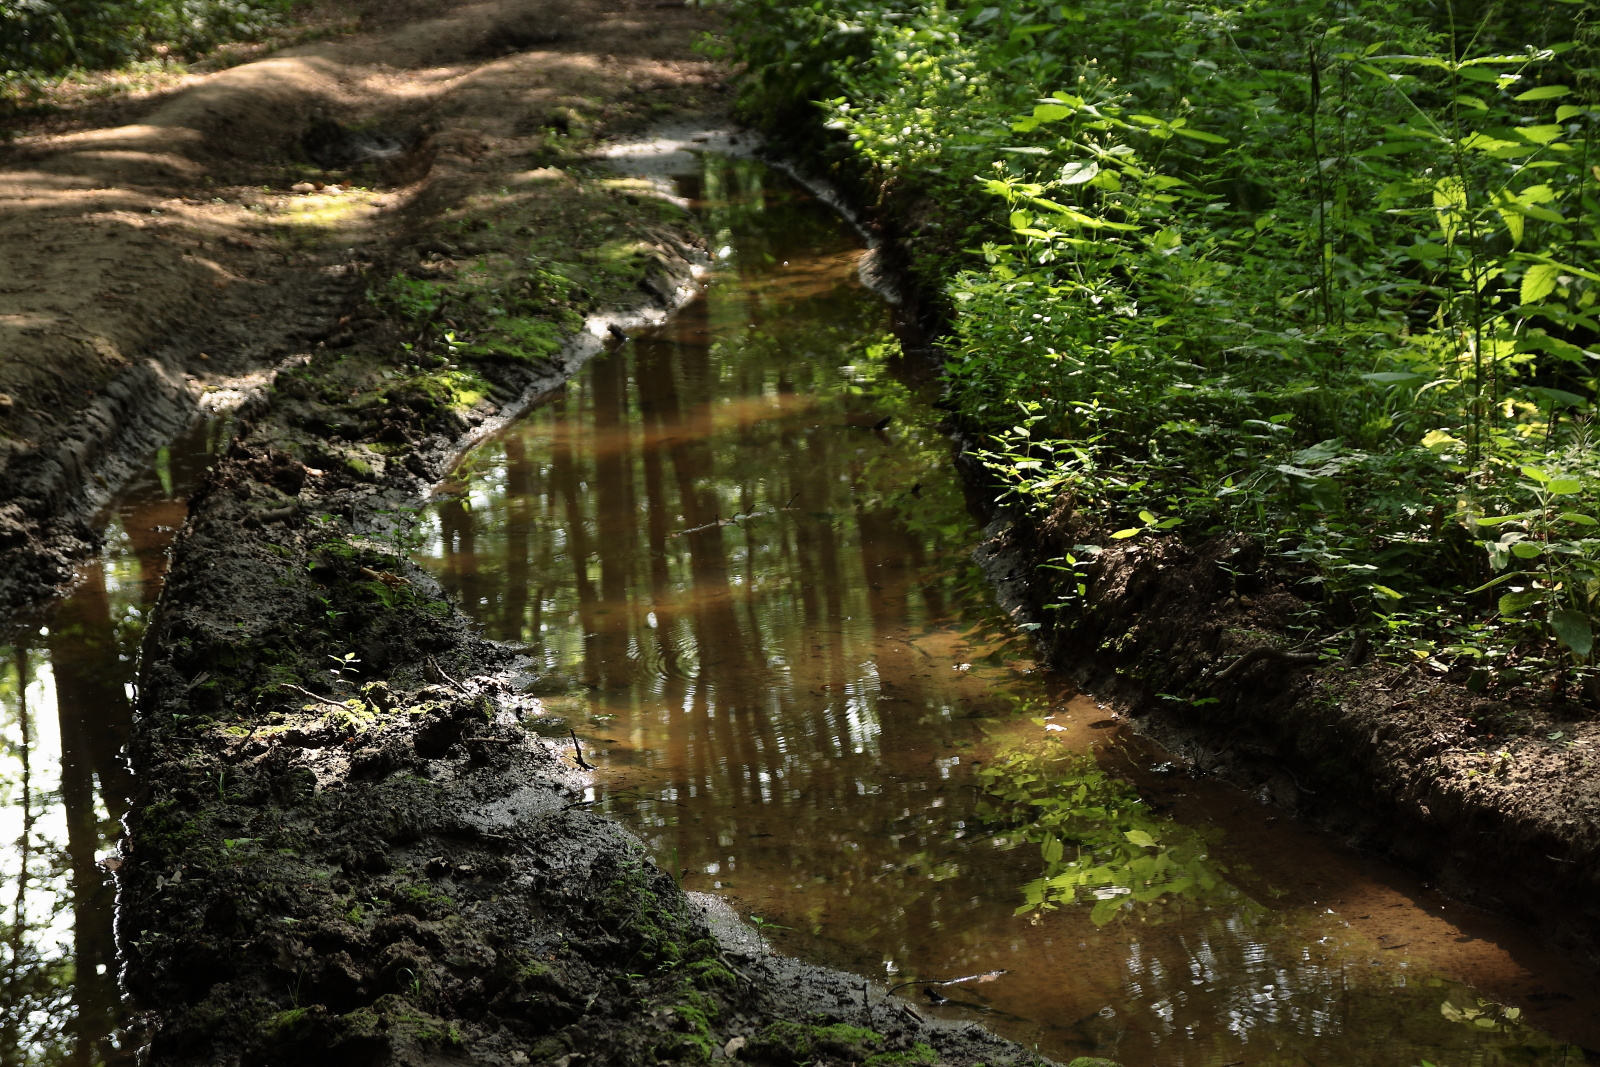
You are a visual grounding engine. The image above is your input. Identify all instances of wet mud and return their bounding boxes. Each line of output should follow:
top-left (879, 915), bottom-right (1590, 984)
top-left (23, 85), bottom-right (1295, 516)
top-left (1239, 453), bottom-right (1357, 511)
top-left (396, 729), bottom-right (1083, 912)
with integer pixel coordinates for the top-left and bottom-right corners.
top-left (975, 508), bottom-right (1600, 965)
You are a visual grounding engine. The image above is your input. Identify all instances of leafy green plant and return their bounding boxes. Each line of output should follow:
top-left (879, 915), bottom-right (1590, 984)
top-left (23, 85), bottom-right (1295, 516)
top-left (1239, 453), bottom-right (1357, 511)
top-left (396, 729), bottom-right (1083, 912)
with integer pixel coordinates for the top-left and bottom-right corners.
top-left (715, 0), bottom-right (1600, 689)
top-left (1469, 464), bottom-right (1600, 658)
top-left (747, 914), bottom-right (791, 952)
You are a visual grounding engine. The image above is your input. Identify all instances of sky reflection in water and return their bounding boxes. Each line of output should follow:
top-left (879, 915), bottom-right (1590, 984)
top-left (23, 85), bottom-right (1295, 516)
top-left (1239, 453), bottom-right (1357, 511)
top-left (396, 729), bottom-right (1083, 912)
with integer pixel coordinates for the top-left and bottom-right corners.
top-left (416, 156), bottom-right (1588, 1067)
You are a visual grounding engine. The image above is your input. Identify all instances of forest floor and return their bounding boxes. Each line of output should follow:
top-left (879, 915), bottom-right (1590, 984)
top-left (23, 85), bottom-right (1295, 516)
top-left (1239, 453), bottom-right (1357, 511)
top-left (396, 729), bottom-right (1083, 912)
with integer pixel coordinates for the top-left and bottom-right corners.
top-left (0, 1), bottom-right (1058, 1064)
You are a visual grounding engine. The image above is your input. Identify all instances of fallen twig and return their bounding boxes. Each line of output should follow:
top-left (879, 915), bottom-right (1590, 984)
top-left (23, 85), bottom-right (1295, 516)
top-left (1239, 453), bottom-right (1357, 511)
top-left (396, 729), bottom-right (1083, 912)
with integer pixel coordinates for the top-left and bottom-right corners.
top-left (1214, 644), bottom-right (1320, 681)
top-left (570, 728), bottom-right (594, 770)
top-left (886, 969), bottom-right (1008, 997)
top-left (673, 494), bottom-right (801, 537)
top-left (283, 683), bottom-right (345, 706)
top-left (426, 655), bottom-right (466, 692)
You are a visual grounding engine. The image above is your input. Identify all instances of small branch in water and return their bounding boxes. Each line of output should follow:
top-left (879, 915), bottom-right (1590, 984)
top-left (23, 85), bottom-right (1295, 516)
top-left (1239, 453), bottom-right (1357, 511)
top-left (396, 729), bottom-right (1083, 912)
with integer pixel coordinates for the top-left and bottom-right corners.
top-left (886, 969), bottom-right (1008, 997)
top-left (674, 497), bottom-right (800, 537)
top-left (569, 729), bottom-right (594, 770)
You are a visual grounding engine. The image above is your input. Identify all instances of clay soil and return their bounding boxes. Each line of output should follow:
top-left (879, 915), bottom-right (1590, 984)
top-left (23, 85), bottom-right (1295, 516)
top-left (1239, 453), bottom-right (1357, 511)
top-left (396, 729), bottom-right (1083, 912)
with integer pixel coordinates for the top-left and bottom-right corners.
top-left (0, 2), bottom-right (1061, 1064)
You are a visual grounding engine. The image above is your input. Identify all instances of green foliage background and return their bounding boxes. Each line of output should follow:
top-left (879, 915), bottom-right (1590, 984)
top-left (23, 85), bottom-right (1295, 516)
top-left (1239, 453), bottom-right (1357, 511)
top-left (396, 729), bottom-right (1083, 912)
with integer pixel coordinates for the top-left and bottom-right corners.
top-left (0, 0), bottom-right (298, 84)
top-left (711, 0), bottom-right (1600, 686)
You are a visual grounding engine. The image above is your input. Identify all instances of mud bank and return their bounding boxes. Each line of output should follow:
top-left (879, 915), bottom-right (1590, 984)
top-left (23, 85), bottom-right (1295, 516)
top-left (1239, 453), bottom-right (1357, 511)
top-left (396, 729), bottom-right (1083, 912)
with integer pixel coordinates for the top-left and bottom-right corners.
top-left (971, 505), bottom-right (1600, 958)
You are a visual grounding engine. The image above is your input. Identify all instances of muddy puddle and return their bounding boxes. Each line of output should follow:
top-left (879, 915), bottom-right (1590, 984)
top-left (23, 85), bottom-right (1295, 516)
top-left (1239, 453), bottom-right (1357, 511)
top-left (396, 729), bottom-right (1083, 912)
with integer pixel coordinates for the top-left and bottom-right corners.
top-left (1, 414), bottom-right (227, 1065)
top-left (413, 153), bottom-right (1600, 1067)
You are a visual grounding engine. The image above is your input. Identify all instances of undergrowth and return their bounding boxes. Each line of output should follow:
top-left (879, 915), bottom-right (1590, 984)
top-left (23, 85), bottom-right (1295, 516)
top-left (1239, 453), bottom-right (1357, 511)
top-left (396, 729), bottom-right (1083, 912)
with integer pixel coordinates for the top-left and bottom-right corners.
top-left (712, 0), bottom-right (1600, 693)
top-left (1, 0), bottom-right (303, 109)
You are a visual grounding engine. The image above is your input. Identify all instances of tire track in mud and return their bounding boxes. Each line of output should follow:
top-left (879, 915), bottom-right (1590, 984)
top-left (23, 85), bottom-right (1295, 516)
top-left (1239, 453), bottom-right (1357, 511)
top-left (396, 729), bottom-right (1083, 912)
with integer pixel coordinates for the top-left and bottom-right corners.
top-left (0, 0), bottom-right (721, 617)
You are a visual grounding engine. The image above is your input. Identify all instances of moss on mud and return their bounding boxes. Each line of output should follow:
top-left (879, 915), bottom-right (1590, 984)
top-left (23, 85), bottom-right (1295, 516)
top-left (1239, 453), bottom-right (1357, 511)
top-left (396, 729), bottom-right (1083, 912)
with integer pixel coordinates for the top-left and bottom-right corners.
top-left (747, 1022), bottom-right (890, 1063)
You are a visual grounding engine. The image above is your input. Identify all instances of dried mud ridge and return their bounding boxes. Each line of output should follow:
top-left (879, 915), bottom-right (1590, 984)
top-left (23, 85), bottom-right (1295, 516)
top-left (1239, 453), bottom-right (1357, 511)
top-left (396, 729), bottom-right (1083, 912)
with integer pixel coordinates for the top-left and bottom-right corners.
top-left (119, 201), bottom-right (1051, 1066)
top-left (975, 497), bottom-right (1600, 961)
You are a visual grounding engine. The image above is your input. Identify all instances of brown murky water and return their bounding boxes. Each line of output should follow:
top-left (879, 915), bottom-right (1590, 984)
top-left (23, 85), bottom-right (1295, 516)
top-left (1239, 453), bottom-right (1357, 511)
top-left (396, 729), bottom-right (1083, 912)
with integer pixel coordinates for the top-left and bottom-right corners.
top-left (1, 415), bottom-right (227, 1065)
top-left (417, 154), bottom-right (1600, 1067)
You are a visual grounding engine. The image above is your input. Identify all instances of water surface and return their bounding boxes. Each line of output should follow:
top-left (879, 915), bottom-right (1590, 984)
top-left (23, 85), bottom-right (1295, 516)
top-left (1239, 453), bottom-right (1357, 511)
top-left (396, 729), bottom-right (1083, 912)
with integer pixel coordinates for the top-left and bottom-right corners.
top-left (1, 416), bottom-right (227, 1065)
top-left (417, 156), bottom-right (1598, 1067)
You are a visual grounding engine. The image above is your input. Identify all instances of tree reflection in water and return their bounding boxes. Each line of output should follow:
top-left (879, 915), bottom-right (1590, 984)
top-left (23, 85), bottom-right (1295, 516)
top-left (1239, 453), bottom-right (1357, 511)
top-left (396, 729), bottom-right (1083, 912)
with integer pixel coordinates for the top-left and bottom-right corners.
top-left (417, 155), bottom-right (1590, 1067)
top-left (0, 417), bottom-right (222, 1066)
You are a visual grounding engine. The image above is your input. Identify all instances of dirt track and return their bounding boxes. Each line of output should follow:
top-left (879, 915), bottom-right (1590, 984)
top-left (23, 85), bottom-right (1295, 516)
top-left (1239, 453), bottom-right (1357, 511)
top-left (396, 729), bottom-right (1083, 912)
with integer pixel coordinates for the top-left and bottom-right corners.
top-left (24, 0), bottom-right (1600, 1058)
top-left (0, 0), bottom-right (722, 615)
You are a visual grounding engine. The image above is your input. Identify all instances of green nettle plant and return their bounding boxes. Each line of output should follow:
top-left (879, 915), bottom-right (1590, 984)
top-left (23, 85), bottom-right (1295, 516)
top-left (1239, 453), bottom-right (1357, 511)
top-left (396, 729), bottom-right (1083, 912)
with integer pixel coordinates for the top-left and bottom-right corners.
top-left (714, 0), bottom-right (1600, 689)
